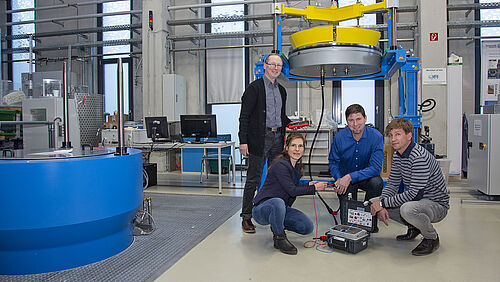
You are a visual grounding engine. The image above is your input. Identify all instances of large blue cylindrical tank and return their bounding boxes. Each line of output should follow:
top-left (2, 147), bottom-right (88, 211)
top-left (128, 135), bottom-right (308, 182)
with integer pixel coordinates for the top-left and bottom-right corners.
top-left (0, 148), bottom-right (143, 275)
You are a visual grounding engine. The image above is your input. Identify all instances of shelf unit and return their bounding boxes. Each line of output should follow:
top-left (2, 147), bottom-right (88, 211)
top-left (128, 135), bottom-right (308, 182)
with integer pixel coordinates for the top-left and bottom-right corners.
top-left (288, 127), bottom-right (333, 165)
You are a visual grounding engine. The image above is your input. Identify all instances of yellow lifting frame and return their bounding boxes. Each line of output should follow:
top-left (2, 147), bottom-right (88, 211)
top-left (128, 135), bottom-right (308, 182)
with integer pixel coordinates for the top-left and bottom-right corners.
top-left (282, 0), bottom-right (388, 26)
top-left (289, 26), bottom-right (381, 49)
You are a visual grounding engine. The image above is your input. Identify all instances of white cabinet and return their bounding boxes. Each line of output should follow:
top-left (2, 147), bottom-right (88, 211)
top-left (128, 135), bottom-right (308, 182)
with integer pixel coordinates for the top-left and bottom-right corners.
top-left (162, 74), bottom-right (186, 122)
top-left (468, 114), bottom-right (500, 195)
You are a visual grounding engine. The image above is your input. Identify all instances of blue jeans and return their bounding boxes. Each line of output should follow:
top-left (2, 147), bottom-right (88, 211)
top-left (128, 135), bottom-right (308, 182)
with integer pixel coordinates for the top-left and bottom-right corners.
top-left (252, 198), bottom-right (313, 235)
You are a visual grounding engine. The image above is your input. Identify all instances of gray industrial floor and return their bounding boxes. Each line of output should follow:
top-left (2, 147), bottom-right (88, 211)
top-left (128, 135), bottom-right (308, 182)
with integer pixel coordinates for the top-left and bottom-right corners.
top-left (146, 172), bottom-right (500, 282)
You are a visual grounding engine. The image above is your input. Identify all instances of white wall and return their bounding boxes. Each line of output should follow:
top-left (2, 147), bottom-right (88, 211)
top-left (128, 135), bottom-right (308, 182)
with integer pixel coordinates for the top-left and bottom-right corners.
top-left (418, 0), bottom-right (448, 155)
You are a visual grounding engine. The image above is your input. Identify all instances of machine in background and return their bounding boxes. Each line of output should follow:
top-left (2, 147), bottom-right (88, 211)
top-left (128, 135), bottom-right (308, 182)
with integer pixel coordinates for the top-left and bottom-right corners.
top-left (22, 93), bottom-right (103, 150)
top-left (22, 97), bottom-right (80, 150)
top-left (467, 114), bottom-right (500, 196)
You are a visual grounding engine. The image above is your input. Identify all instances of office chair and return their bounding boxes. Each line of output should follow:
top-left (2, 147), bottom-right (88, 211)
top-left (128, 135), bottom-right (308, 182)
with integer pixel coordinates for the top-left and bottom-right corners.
top-left (199, 134), bottom-right (233, 184)
top-left (200, 153), bottom-right (233, 183)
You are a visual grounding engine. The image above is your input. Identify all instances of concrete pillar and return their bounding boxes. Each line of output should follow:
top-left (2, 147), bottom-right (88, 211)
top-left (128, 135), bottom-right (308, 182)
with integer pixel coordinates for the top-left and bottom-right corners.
top-left (418, 0), bottom-right (448, 155)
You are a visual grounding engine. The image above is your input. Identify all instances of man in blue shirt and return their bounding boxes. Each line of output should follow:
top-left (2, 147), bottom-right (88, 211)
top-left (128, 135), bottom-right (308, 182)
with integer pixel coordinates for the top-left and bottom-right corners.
top-left (328, 104), bottom-right (384, 203)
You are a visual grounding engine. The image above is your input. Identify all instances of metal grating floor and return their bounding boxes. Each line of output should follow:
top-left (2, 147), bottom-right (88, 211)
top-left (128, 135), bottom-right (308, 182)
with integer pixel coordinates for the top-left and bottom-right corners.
top-left (1, 193), bottom-right (241, 282)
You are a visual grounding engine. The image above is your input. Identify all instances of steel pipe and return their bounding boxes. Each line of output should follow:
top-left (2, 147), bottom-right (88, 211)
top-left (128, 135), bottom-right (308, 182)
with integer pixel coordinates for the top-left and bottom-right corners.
top-left (28, 35), bottom-right (33, 97)
top-left (448, 35), bottom-right (500, 40)
top-left (1, 119), bottom-right (57, 149)
top-left (2, 51), bottom-right (141, 64)
top-left (4, 39), bottom-right (141, 54)
top-left (171, 43), bottom-right (280, 52)
top-left (62, 62), bottom-right (71, 149)
top-left (6, 24), bottom-right (141, 40)
top-left (390, 7), bottom-right (398, 49)
top-left (6, 0), bottom-right (130, 14)
top-left (115, 58), bottom-right (127, 155)
top-left (6, 10), bottom-right (142, 27)
top-left (461, 199), bottom-right (500, 205)
top-left (272, 0), bottom-right (279, 52)
top-left (68, 46), bottom-right (72, 95)
top-left (168, 0), bottom-right (272, 11)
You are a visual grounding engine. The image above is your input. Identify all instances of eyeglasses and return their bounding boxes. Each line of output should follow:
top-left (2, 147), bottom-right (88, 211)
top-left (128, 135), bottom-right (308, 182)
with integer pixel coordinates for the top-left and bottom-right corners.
top-left (265, 62), bottom-right (283, 68)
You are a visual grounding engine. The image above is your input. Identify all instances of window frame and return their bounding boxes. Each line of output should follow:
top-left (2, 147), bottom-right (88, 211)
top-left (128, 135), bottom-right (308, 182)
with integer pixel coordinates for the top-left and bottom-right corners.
top-left (97, 1), bottom-right (134, 118)
top-left (7, 0), bottom-right (35, 91)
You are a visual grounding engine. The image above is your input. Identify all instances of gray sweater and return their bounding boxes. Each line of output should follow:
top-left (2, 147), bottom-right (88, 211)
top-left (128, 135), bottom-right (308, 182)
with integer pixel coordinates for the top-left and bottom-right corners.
top-left (381, 143), bottom-right (450, 209)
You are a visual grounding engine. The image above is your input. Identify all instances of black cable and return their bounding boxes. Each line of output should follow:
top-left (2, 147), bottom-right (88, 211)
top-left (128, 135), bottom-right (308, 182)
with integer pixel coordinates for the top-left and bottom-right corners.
top-left (316, 191), bottom-right (338, 225)
top-left (306, 69), bottom-right (338, 224)
top-left (146, 142), bottom-right (183, 164)
top-left (308, 71), bottom-right (325, 181)
top-left (419, 98), bottom-right (436, 113)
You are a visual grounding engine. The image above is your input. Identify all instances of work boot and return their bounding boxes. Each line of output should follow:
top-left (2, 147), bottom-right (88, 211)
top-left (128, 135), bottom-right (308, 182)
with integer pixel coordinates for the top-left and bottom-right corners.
top-left (411, 235), bottom-right (440, 256)
top-left (396, 226), bottom-right (421, 241)
top-left (273, 232), bottom-right (297, 255)
top-left (242, 219), bottom-right (255, 233)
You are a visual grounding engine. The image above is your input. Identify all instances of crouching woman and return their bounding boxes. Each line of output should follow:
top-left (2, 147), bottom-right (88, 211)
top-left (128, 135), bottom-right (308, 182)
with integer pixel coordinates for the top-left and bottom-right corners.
top-left (252, 132), bottom-right (327, 255)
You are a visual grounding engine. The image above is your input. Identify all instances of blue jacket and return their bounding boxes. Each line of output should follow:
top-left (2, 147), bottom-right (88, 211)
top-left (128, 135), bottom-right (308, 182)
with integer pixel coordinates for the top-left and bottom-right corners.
top-left (253, 157), bottom-right (315, 207)
top-left (328, 126), bottom-right (383, 183)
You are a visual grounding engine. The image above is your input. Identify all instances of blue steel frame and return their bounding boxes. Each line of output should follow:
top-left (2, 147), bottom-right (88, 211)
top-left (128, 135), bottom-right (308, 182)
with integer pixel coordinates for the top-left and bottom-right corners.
top-left (254, 13), bottom-right (421, 141)
top-left (395, 57), bottom-right (420, 142)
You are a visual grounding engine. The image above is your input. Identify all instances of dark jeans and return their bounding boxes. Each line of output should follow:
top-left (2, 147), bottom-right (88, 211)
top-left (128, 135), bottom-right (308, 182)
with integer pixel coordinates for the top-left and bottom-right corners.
top-left (338, 176), bottom-right (384, 202)
top-left (252, 198), bottom-right (313, 235)
top-left (241, 130), bottom-right (284, 220)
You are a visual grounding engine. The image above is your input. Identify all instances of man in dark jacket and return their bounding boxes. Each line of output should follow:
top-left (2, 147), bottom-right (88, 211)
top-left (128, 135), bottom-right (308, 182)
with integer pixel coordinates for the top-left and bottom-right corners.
top-left (238, 53), bottom-right (291, 233)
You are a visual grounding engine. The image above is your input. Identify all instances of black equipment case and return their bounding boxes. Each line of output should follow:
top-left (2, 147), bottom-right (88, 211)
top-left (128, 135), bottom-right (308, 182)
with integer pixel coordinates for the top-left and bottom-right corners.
top-left (325, 225), bottom-right (370, 254)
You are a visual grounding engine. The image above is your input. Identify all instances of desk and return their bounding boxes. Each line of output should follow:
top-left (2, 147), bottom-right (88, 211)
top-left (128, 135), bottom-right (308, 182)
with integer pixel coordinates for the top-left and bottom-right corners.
top-left (129, 141), bottom-right (236, 194)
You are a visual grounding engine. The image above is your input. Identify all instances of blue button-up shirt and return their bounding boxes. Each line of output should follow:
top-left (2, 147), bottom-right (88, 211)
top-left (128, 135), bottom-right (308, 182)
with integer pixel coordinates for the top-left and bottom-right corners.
top-left (328, 126), bottom-right (384, 183)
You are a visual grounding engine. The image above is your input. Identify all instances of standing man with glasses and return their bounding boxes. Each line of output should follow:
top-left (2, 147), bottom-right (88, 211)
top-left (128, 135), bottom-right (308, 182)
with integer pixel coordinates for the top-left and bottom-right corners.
top-left (238, 53), bottom-right (292, 233)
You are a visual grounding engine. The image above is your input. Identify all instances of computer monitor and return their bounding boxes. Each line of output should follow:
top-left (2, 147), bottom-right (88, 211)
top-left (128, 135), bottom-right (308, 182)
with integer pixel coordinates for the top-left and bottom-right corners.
top-left (145, 116), bottom-right (169, 142)
top-left (180, 114), bottom-right (217, 142)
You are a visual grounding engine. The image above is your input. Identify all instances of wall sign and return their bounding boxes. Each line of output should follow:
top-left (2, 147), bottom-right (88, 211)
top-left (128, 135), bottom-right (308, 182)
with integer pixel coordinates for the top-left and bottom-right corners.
top-left (430, 33), bottom-right (438, 41)
top-left (422, 68), bottom-right (447, 85)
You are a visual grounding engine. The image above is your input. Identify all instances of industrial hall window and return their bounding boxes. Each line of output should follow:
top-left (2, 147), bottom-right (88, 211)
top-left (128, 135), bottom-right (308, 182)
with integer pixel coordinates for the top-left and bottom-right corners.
top-left (208, 0), bottom-right (245, 164)
top-left (99, 0), bottom-right (132, 117)
top-left (338, 0), bottom-right (376, 125)
top-left (480, 0), bottom-right (500, 39)
top-left (8, 0), bottom-right (35, 91)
